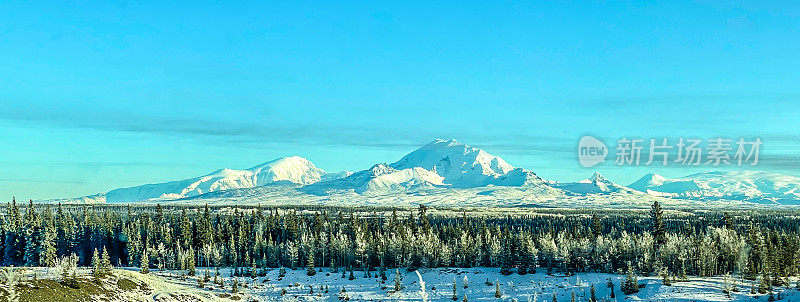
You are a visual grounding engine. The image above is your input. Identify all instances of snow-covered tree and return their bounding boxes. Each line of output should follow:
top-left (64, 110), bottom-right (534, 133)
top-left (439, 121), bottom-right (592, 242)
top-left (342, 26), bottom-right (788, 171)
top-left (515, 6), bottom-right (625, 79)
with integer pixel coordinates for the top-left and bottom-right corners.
top-left (140, 247), bottom-right (149, 274)
top-left (91, 248), bottom-right (102, 281)
top-left (416, 271), bottom-right (428, 302)
top-left (306, 248), bottom-right (316, 276)
top-left (1, 268), bottom-right (21, 302)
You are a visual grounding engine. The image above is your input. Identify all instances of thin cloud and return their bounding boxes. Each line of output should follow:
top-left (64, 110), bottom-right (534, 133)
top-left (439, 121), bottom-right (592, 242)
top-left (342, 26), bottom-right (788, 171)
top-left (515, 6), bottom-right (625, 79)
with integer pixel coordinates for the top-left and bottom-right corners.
top-left (2, 106), bottom-right (431, 149)
top-left (0, 178), bottom-right (86, 185)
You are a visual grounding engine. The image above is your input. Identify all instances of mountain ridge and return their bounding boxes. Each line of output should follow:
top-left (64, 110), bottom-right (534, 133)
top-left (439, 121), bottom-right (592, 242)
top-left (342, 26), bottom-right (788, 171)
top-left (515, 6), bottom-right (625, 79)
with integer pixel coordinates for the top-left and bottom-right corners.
top-left (103, 156), bottom-right (334, 202)
top-left (44, 139), bottom-right (800, 206)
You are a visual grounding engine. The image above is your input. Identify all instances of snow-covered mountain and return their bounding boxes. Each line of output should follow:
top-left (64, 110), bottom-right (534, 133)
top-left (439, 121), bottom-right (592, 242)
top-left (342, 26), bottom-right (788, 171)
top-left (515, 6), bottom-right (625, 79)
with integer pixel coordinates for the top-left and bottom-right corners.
top-left (104, 156), bottom-right (332, 203)
top-left (303, 163), bottom-right (444, 194)
top-left (628, 173), bottom-right (704, 197)
top-left (321, 171), bottom-right (353, 181)
top-left (391, 139), bottom-right (545, 187)
top-left (554, 172), bottom-right (640, 195)
top-left (49, 139), bottom-right (800, 207)
top-left (628, 171), bottom-right (800, 201)
top-left (61, 139), bottom-right (551, 203)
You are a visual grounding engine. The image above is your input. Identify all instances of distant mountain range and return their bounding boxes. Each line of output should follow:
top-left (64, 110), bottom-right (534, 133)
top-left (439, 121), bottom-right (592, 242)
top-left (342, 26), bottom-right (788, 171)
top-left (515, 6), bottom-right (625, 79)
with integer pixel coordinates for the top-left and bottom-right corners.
top-left (628, 171), bottom-right (800, 201)
top-left (49, 139), bottom-right (800, 206)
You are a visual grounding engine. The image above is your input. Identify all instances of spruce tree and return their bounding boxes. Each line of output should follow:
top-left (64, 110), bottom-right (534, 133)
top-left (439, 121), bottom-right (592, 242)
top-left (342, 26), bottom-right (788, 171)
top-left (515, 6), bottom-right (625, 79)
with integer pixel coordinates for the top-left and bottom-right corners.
top-left (622, 264), bottom-right (639, 295)
top-left (661, 268), bottom-right (671, 286)
top-left (140, 247), bottom-right (149, 274)
top-left (23, 217), bottom-right (41, 267)
top-left (758, 272), bottom-right (770, 294)
top-left (650, 201), bottom-right (666, 251)
top-left (4, 198), bottom-right (22, 266)
top-left (494, 280), bottom-right (501, 298)
top-left (418, 204), bottom-right (430, 233)
top-left (91, 248), bottom-right (101, 281)
top-left (307, 251), bottom-right (316, 276)
top-left (499, 236), bottom-right (513, 275)
top-left (591, 214), bottom-right (602, 238)
top-left (39, 226), bottom-right (57, 267)
top-left (101, 246), bottom-right (113, 275)
top-left (723, 212), bottom-right (733, 230)
top-left (187, 247), bottom-right (196, 276)
top-left (198, 204), bottom-right (213, 247)
top-left (179, 209), bottom-right (192, 250)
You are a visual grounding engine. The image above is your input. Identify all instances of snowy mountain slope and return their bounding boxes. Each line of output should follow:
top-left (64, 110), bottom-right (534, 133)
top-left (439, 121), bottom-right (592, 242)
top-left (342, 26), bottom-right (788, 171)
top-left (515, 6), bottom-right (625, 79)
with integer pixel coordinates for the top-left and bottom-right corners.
top-left (628, 173), bottom-right (705, 196)
top-left (391, 139), bottom-right (545, 187)
top-left (628, 171), bottom-right (800, 201)
top-left (685, 171), bottom-right (800, 199)
top-left (43, 139), bottom-right (800, 207)
top-left (165, 183), bottom-right (738, 209)
top-left (104, 156), bottom-right (329, 202)
top-left (322, 170), bottom-right (353, 181)
top-left (493, 168), bottom-right (548, 186)
top-left (303, 163), bottom-right (444, 194)
top-left (553, 172), bottom-right (641, 195)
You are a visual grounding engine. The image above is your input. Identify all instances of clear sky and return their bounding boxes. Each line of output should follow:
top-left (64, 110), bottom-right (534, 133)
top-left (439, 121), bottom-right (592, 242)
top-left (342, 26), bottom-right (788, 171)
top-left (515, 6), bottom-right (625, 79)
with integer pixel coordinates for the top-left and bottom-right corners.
top-left (1, 1), bottom-right (799, 200)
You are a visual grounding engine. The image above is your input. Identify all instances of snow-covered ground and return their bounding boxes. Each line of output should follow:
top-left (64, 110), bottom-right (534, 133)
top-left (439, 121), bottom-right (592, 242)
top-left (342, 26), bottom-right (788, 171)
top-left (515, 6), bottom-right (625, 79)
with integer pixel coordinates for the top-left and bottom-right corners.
top-left (122, 267), bottom-right (799, 302)
top-left (5, 266), bottom-right (798, 301)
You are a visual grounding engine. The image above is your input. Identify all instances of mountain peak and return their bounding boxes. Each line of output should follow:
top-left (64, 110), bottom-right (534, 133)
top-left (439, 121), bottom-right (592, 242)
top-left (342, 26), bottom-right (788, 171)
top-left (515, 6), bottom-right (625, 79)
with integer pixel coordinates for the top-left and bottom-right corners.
top-left (392, 139), bottom-right (519, 187)
top-left (629, 173), bottom-right (669, 192)
top-left (424, 138), bottom-right (464, 148)
top-left (590, 172), bottom-right (606, 182)
top-left (368, 163), bottom-right (396, 176)
top-left (104, 156), bottom-right (326, 202)
top-left (248, 156), bottom-right (313, 171)
top-left (644, 173), bottom-right (667, 182)
top-left (555, 172), bottom-right (637, 195)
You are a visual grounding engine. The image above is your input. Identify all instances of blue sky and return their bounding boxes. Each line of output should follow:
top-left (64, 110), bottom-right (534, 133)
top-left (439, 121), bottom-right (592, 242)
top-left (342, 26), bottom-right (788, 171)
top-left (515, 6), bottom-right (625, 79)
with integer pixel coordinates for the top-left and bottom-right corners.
top-left (1, 1), bottom-right (799, 200)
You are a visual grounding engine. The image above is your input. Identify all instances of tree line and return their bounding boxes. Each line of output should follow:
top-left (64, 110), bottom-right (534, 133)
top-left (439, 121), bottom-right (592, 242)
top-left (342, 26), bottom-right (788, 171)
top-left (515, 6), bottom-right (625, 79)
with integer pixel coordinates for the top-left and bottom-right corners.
top-left (1, 198), bottom-right (799, 292)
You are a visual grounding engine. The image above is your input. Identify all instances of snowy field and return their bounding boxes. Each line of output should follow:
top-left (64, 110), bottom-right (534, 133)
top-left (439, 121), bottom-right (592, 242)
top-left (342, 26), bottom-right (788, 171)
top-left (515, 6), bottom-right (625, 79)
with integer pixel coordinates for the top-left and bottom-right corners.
top-left (105, 267), bottom-right (800, 302)
top-left (4, 266), bottom-right (800, 301)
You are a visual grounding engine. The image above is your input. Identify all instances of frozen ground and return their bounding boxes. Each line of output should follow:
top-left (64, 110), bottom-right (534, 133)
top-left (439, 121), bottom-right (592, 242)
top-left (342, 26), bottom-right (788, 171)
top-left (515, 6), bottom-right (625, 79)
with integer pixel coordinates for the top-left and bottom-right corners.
top-left (92, 267), bottom-right (799, 302)
top-left (4, 266), bottom-right (798, 301)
